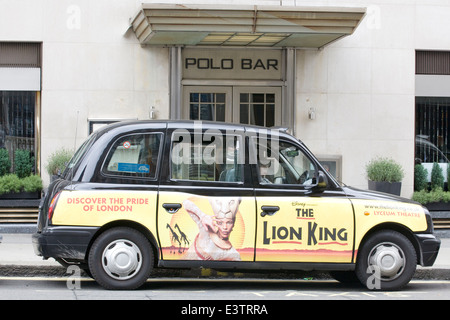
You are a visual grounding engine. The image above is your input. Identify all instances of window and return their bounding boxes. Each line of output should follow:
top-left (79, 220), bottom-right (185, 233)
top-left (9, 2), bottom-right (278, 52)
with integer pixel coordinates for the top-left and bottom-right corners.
top-left (0, 43), bottom-right (41, 176)
top-left (415, 51), bottom-right (450, 187)
top-left (171, 132), bottom-right (243, 182)
top-left (254, 139), bottom-right (316, 186)
top-left (103, 133), bottom-right (162, 179)
top-left (189, 92), bottom-right (226, 122)
top-left (66, 132), bottom-right (96, 172)
top-left (0, 91), bottom-right (37, 173)
top-left (415, 97), bottom-right (450, 164)
top-left (239, 92), bottom-right (276, 127)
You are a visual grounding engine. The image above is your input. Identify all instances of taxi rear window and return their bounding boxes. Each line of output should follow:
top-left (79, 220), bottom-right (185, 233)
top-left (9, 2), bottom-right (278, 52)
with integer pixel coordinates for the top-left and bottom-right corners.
top-left (64, 132), bottom-right (97, 177)
top-left (102, 133), bottom-right (162, 179)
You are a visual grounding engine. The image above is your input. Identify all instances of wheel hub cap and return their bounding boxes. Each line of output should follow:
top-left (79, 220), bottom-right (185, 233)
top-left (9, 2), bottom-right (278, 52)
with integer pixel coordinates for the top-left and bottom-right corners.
top-left (102, 239), bottom-right (142, 281)
top-left (368, 243), bottom-right (405, 281)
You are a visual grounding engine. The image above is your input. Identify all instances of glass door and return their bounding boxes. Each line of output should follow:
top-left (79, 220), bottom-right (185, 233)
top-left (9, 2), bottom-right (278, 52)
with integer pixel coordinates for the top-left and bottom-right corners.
top-left (233, 87), bottom-right (281, 127)
top-left (183, 86), bottom-right (281, 127)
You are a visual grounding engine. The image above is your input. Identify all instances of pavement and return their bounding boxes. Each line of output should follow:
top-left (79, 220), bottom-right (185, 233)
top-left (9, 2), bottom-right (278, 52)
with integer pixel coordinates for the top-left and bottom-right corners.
top-left (0, 230), bottom-right (449, 281)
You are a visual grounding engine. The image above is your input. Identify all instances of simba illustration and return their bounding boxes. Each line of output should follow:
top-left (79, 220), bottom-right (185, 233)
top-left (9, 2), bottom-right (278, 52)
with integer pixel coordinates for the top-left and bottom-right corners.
top-left (182, 197), bottom-right (242, 261)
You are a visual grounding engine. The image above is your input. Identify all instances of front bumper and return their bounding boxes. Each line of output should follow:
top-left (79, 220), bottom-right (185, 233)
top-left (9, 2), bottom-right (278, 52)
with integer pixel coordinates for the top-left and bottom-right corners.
top-left (416, 233), bottom-right (441, 267)
top-left (33, 226), bottom-right (99, 261)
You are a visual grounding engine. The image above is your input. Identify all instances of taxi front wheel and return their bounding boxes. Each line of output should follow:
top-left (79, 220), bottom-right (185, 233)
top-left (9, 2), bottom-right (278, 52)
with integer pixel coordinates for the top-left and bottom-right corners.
top-left (88, 227), bottom-right (154, 290)
top-left (355, 230), bottom-right (417, 291)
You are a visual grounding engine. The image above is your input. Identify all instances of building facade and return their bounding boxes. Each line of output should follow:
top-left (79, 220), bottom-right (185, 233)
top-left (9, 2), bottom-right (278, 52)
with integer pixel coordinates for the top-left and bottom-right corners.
top-left (1, 0), bottom-right (450, 197)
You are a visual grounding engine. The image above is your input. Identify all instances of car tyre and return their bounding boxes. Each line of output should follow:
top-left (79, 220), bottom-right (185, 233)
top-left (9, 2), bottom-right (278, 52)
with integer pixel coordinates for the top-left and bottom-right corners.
top-left (88, 227), bottom-right (153, 290)
top-left (355, 230), bottom-right (416, 291)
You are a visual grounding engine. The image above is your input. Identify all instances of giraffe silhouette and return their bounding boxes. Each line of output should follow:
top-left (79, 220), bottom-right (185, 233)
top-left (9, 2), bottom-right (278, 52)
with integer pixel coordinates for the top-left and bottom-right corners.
top-left (166, 223), bottom-right (181, 254)
top-left (175, 223), bottom-right (190, 251)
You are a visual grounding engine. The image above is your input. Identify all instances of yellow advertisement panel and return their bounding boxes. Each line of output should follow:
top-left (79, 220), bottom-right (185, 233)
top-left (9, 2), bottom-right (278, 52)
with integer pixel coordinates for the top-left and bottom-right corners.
top-left (352, 199), bottom-right (428, 250)
top-left (255, 197), bottom-right (354, 263)
top-left (158, 192), bottom-right (256, 262)
top-left (52, 190), bottom-right (158, 233)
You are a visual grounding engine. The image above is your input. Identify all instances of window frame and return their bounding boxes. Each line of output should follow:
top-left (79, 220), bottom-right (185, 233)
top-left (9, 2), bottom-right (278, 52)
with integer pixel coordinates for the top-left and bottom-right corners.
top-left (100, 132), bottom-right (163, 182)
top-left (169, 130), bottom-right (245, 185)
top-left (0, 91), bottom-right (38, 174)
top-left (250, 136), bottom-right (321, 190)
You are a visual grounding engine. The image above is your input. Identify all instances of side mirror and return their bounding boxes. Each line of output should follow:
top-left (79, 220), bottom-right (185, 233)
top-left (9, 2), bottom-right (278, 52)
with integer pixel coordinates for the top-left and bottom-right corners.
top-left (311, 170), bottom-right (328, 193)
top-left (318, 170), bottom-right (328, 187)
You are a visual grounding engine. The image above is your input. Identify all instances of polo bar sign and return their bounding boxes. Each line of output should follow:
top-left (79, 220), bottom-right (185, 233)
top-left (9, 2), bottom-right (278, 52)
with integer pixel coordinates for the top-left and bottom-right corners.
top-left (182, 48), bottom-right (283, 80)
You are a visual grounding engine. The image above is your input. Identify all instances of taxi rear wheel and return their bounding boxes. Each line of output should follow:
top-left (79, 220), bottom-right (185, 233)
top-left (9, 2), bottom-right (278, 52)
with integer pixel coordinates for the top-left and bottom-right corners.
top-left (88, 227), bottom-right (153, 290)
top-left (355, 230), bottom-right (416, 291)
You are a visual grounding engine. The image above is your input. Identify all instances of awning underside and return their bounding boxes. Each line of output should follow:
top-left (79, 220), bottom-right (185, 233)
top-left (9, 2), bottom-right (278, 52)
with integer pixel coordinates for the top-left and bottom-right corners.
top-left (131, 4), bottom-right (366, 48)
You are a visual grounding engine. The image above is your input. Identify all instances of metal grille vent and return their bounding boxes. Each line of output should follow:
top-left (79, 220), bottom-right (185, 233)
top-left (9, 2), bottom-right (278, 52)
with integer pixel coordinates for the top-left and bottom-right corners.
top-left (416, 50), bottom-right (450, 75)
top-left (0, 42), bottom-right (41, 68)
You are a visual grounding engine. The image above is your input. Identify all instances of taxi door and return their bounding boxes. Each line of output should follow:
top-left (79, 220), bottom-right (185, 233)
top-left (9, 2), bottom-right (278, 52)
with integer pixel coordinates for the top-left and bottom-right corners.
top-left (157, 123), bottom-right (256, 263)
top-left (252, 137), bottom-right (355, 263)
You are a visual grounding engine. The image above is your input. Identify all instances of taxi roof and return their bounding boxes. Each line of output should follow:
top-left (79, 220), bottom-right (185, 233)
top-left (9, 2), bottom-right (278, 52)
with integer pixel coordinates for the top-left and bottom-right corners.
top-left (92, 120), bottom-right (297, 143)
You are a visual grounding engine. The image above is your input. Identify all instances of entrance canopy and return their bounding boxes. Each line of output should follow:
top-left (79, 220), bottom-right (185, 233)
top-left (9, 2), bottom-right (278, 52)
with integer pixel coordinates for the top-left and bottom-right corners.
top-left (131, 4), bottom-right (366, 48)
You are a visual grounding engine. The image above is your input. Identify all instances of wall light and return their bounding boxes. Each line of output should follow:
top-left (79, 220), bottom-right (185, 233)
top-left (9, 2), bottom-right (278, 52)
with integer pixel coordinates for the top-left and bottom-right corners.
top-left (308, 107), bottom-right (316, 120)
top-left (149, 106), bottom-right (156, 119)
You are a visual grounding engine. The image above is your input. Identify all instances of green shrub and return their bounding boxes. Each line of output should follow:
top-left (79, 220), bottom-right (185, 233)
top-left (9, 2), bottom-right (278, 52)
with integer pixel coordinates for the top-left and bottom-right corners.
top-left (0, 174), bottom-right (22, 194)
top-left (430, 162), bottom-right (444, 190)
top-left (412, 187), bottom-right (450, 205)
top-left (366, 157), bottom-right (404, 183)
top-left (45, 148), bottom-right (73, 176)
top-left (0, 174), bottom-right (42, 195)
top-left (0, 148), bottom-right (11, 176)
top-left (414, 164), bottom-right (429, 191)
top-left (412, 189), bottom-right (428, 204)
top-left (22, 174), bottom-right (43, 193)
top-left (14, 149), bottom-right (34, 178)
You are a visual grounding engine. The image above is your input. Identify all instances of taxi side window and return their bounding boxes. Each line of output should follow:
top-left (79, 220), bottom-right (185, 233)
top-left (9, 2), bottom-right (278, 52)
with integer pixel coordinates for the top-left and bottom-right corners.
top-left (170, 132), bottom-right (243, 183)
top-left (102, 133), bottom-right (162, 179)
top-left (255, 139), bottom-right (316, 186)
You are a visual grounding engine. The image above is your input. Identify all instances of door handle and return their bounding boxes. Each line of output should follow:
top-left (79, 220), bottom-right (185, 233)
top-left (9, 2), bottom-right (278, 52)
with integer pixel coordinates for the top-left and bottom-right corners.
top-left (260, 205), bottom-right (280, 217)
top-left (162, 203), bottom-right (182, 214)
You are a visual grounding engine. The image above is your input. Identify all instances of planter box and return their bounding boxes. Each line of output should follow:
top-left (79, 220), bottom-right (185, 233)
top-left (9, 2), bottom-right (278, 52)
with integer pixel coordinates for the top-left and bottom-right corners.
top-left (425, 201), bottom-right (450, 211)
top-left (0, 191), bottom-right (41, 200)
top-left (368, 181), bottom-right (402, 196)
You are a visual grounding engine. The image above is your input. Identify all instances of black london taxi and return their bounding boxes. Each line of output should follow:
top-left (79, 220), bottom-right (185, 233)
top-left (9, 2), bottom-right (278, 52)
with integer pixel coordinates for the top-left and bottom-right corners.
top-left (33, 120), bottom-right (440, 290)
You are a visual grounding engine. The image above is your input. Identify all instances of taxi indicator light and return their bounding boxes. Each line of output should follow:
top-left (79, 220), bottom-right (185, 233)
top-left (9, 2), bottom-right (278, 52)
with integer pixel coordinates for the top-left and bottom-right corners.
top-left (48, 191), bottom-right (62, 221)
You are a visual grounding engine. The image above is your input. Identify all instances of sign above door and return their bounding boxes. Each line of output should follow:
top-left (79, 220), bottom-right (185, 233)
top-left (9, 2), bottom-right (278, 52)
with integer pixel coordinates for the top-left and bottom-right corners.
top-left (182, 48), bottom-right (282, 80)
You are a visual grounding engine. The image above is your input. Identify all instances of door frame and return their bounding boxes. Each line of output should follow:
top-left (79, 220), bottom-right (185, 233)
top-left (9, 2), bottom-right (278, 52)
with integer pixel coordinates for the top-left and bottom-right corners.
top-left (171, 47), bottom-right (296, 132)
top-left (157, 123), bottom-right (256, 263)
top-left (182, 85), bottom-right (282, 126)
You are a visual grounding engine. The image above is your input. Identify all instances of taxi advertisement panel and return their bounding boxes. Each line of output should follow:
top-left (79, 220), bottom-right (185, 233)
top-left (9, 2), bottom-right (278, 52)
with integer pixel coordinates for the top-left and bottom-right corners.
top-left (255, 197), bottom-right (354, 263)
top-left (352, 199), bottom-right (428, 249)
top-left (51, 190), bottom-right (158, 232)
top-left (158, 192), bottom-right (256, 262)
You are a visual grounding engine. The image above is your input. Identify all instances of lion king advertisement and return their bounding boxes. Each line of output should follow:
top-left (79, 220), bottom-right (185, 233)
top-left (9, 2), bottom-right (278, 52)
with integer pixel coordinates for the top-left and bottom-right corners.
top-left (158, 193), bottom-right (256, 261)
